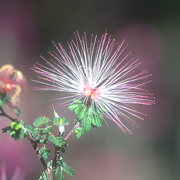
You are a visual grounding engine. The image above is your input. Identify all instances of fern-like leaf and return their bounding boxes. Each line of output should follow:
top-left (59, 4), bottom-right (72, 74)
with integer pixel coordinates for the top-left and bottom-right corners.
top-left (33, 116), bottom-right (52, 127)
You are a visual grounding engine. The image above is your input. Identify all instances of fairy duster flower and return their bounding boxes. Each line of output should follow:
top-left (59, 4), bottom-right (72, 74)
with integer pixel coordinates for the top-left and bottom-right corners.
top-left (32, 32), bottom-right (154, 134)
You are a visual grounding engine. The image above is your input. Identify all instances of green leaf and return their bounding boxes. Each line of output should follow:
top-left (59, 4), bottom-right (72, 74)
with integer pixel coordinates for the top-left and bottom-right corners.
top-left (10, 131), bottom-right (16, 136)
top-left (0, 99), bottom-right (4, 107)
top-left (48, 135), bottom-right (66, 147)
top-left (87, 107), bottom-right (93, 115)
top-left (18, 129), bottom-right (25, 140)
top-left (76, 107), bottom-right (92, 132)
top-left (92, 114), bottom-right (103, 127)
top-left (82, 117), bottom-right (92, 132)
top-left (4, 96), bottom-right (10, 102)
top-left (73, 105), bottom-right (83, 115)
top-left (0, 110), bottom-right (25, 140)
top-left (33, 116), bottom-right (52, 127)
top-left (70, 99), bottom-right (104, 134)
top-left (39, 147), bottom-right (50, 160)
top-left (73, 127), bottom-right (84, 138)
top-left (68, 104), bottom-right (79, 111)
top-left (73, 99), bottom-right (83, 104)
top-left (47, 160), bottom-right (53, 169)
top-left (38, 134), bottom-right (47, 143)
top-left (57, 173), bottom-right (64, 180)
top-left (43, 126), bottom-right (53, 134)
top-left (63, 164), bottom-right (74, 176)
top-left (78, 107), bottom-right (88, 120)
top-left (31, 128), bottom-right (40, 138)
top-left (39, 139), bottom-right (45, 144)
top-left (55, 168), bottom-right (64, 180)
top-left (2, 126), bottom-right (11, 133)
top-left (9, 127), bottom-right (25, 140)
top-left (39, 171), bottom-right (48, 180)
top-left (10, 122), bottom-right (22, 130)
top-left (24, 125), bottom-right (34, 133)
top-left (54, 117), bottom-right (69, 126)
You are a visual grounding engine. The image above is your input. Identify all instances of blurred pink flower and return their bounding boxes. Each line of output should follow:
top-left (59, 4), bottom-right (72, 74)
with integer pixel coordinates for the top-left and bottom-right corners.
top-left (0, 64), bottom-right (26, 105)
top-left (0, 165), bottom-right (25, 180)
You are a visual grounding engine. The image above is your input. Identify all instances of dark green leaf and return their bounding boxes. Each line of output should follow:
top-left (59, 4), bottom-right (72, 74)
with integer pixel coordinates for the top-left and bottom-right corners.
top-left (47, 160), bottom-right (53, 169)
top-left (39, 147), bottom-right (50, 160)
top-left (39, 171), bottom-right (48, 180)
top-left (9, 128), bottom-right (25, 140)
top-left (55, 168), bottom-right (64, 180)
top-left (73, 127), bottom-right (84, 138)
top-left (92, 115), bottom-right (103, 127)
top-left (68, 104), bottom-right (79, 111)
top-left (2, 126), bottom-right (11, 133)
top-left (78, 107), bottom-right (87, 120)
top-left (18, 129), bottom-right (25, 140)
top-left (33, 116), bottom-right (52, 127)
top-left (24, 125), bottom-right (34, 133)
top-left (4, 96), bottom-right (10, 102)
top-left (83, 119), bottom-right (92, 131)
top-left (48, 135), bottom-right (66, 147)
top-left (63, 164), bottom-right (74, 176)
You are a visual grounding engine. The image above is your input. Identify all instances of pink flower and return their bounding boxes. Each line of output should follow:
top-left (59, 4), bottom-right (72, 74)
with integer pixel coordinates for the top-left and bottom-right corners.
top-left (0, 165), bottom-right (25, 180)
top-left (32, 32), bottom-right (154, 133)
top-left (0, 64), bottom-right (26, 105)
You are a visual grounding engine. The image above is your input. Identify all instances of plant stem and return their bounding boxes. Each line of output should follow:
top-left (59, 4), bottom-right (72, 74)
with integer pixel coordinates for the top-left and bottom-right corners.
top-left (46, 170), bottom-right (53, 180)
top-left (53, 132), bottom-right (61, 167)
top-left (65, 123), bottom-right (79, 141)
top-left (0, 107), bottom-right (16, 121)
top-left (26, 135), bottom-right (47, 169)
top-left (0, 107), bottom-right (48, 171)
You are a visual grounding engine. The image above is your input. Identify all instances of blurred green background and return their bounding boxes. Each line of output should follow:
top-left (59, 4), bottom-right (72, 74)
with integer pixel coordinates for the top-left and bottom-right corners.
top-left (0, 0), bottom-right (180, 179)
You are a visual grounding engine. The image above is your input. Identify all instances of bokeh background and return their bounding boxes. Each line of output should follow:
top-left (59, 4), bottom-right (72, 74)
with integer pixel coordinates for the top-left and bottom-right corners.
top-left (0, 0), bottom-right (180, 179)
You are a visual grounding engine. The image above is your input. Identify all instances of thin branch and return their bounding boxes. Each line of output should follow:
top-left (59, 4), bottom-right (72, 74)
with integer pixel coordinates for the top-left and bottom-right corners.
top-left (26, 135), bottom-right (47, 169)
top-left (53, 132), bottom-right (61, 168)
top-left (0, 106), bottom-right (47, 170)
top-left (65, 123), bottom-right (79, 141)
top-left (0, 107), bottom-right (17, 122)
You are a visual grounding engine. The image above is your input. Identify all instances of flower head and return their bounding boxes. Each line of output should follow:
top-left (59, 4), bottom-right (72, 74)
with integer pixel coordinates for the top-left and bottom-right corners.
top-left (32, 32), bottom-right (154, 133)
top-left (0, 64), bottom-right (26, 105)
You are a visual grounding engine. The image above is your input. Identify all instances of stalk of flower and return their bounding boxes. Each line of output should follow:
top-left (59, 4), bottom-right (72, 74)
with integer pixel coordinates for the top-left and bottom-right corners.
top-left (32, 32), bottom-right (154, 134)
